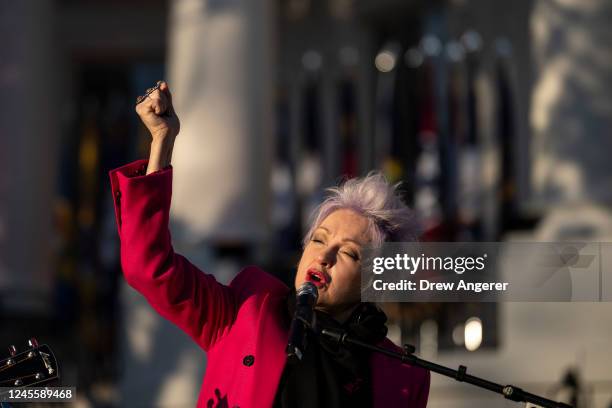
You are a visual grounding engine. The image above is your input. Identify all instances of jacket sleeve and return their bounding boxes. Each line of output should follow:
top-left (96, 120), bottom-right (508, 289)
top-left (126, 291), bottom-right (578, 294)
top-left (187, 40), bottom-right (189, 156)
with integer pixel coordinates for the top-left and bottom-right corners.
top-left (109, 159), bottom-right (236, 351)
top-left (413, 369), bottom-right (430, 407)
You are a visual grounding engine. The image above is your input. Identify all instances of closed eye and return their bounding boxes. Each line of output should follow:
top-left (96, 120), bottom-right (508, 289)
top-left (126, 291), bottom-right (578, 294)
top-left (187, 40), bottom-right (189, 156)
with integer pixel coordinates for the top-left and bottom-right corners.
top-left (343, 251), bottom-right (359, 261)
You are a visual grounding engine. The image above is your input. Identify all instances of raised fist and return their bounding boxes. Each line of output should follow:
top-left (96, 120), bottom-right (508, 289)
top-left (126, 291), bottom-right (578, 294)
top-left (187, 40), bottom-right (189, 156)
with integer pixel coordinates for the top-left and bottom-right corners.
top-left (135, 81), bottom-right (180, 142)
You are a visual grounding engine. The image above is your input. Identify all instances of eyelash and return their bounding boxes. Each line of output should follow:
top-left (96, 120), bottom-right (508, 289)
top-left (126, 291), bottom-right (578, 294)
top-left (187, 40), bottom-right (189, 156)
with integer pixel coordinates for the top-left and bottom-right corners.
top-left (343, 252), bottom-right (358, 261)
top-left (312, 238), bottom-right (359, 261)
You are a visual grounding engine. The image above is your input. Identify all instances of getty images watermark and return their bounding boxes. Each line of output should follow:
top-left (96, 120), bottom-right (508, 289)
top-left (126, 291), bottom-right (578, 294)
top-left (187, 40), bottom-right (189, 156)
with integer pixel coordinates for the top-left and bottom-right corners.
top-left (361, 242), bottom-right (612, 302)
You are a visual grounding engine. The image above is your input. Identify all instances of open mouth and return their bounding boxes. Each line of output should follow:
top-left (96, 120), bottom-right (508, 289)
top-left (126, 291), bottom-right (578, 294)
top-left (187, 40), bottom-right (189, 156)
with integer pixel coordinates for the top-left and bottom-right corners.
top-left (306, 269), bottom-right (329, 288)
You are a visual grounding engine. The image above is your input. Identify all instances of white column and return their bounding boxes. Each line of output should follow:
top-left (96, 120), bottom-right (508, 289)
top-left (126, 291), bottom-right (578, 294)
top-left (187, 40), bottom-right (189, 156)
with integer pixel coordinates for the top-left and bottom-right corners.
top-left (531, 0), bottom-right (612, 206)
top-left (167, 0), bottom-right (275, 246)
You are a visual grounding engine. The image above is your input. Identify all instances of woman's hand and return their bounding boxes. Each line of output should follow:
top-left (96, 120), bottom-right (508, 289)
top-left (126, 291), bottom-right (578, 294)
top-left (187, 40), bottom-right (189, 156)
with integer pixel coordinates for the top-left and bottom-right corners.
top-left (135, 81), bottom-right (180, 174)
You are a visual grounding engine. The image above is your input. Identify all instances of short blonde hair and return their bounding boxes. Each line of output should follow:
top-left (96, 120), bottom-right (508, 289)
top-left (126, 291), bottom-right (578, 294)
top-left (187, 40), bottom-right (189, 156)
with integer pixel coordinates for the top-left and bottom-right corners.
top-left (303, 172), bottom-right (420, 246)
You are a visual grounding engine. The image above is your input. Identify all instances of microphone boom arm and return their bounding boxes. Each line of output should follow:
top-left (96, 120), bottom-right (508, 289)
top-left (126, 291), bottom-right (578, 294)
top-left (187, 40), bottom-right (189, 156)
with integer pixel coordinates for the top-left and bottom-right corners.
top-left (320, 328), bottom-right (572, 408)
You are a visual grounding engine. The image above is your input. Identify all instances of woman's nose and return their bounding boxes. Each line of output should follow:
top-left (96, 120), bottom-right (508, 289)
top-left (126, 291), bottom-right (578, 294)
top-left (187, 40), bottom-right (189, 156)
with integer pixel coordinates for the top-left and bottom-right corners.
top-left (316, 248), bottom-right (336, 267)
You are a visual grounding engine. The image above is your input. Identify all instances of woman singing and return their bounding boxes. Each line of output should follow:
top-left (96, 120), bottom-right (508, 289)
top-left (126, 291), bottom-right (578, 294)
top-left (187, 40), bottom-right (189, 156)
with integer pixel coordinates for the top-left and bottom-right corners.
top-left (109, 81), bottom-right (430, 407)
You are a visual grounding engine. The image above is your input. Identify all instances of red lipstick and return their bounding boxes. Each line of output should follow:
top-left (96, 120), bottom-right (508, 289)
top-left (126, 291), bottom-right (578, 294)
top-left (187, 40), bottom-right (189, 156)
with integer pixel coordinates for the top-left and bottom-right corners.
top-left (306, 268), bottom-right (329, 288)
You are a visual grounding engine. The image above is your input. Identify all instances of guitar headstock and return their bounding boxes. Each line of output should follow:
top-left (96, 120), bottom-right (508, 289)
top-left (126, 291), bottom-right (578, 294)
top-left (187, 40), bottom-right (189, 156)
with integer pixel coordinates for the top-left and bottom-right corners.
top-left (0, 338), bottom-right (59, 388)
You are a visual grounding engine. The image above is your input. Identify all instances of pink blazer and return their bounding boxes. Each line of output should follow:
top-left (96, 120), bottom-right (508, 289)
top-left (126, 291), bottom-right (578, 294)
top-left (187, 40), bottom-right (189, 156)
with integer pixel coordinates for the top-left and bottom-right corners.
top-left (109, 160), bottom-right (430, 407)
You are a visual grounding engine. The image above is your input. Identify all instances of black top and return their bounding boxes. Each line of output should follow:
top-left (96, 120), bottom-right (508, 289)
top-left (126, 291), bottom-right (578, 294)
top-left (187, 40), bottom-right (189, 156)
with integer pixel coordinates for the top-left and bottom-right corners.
top-left (273, 291), bottom-right (388, 408)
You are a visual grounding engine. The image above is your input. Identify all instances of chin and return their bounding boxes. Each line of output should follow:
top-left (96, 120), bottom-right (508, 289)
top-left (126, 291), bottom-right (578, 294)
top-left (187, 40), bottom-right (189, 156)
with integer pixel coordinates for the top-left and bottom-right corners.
top-left (314, 298), bottom-right (335, 313)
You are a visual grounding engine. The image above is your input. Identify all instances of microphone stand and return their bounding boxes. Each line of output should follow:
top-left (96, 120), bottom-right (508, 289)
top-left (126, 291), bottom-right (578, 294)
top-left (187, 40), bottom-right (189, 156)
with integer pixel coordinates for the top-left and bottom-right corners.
top-left (320, 328), bottom-right (572, 408)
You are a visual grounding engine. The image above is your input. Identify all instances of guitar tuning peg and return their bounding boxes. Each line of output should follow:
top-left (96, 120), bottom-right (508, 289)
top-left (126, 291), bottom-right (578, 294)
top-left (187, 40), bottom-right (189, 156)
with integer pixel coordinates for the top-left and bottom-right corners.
top-left (28, 338), bottom-right (39, 348)
top-left (8, 345), bottom-right (16, 356)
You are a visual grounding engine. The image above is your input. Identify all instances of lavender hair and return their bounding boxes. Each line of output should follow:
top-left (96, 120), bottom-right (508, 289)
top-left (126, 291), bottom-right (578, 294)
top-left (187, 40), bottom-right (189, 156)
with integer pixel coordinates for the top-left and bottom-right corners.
top-left (302, 172), bottom-right (420, 247)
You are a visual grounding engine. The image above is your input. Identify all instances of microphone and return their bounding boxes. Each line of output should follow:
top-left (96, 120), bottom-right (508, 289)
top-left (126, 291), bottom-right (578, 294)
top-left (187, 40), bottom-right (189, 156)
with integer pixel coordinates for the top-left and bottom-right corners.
top-left (286, 282), bottom-right (318, 361)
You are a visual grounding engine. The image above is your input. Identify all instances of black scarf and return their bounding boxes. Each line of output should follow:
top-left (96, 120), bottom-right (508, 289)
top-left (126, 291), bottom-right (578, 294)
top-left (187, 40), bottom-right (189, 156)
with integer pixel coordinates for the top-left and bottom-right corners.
top-left (273, 290), bottom-right (388, 408)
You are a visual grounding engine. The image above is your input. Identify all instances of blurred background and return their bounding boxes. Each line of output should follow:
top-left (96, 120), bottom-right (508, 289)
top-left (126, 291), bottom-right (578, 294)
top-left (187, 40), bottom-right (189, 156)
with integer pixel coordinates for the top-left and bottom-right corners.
top-left (1, 0), bottom-right (612, 406)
